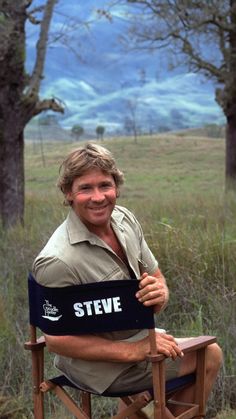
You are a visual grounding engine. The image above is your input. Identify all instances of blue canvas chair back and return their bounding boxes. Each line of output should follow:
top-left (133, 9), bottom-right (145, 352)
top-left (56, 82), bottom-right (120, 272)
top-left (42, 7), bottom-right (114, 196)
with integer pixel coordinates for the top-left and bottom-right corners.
top-left (28, 273), bottom-right (155, 336)
top-left (26, 274), bottom-right (209, 419)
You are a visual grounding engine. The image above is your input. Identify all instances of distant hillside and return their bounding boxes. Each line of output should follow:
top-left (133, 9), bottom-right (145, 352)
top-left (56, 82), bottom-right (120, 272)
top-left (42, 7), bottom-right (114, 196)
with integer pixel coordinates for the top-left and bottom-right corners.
top-left (25, 117), bottom-right (70, 142)
top-left (173, 124), bottom-right (225, 139)
top-left (25, 1), bottom-right (225, 134)
top-left (25, 117), bottom-right (225, 142)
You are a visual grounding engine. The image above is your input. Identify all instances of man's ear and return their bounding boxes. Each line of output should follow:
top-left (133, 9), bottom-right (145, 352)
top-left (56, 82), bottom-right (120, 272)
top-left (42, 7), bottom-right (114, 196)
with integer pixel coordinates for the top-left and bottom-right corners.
top-left (66, 191), bottom-right (73, 203)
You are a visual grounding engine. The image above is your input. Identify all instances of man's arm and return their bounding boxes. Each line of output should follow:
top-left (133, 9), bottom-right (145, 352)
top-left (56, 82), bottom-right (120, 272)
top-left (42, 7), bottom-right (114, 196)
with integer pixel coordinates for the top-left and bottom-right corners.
top-left (45, 330), bottom-right (183, 361)
top-left (135, 268), bottom-right (169, 313)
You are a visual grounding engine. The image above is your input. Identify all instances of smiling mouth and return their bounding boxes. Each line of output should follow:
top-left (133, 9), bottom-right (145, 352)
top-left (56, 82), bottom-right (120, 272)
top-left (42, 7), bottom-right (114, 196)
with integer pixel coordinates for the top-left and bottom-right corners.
top-left (89, 206), bottom-right (108, 211)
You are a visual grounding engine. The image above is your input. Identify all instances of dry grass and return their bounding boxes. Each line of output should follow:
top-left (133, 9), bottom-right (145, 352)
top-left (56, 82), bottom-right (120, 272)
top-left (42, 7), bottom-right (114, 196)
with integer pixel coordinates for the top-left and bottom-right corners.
top-left (0, 133), bottom-right (235, 417)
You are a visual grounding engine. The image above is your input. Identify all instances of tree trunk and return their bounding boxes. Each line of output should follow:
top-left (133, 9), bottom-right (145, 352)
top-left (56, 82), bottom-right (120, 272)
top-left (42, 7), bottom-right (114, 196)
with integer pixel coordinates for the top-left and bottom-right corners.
top-left (0, 0), bottom-right (62, 228)
top-left (226, 114), bottom-right (236, 189)
top-left (0, 2), bottom-right (26, 228)
top-left (0, 125), bottom-right (25, 228)
top-left (225, 1), bottom-right (236, 188)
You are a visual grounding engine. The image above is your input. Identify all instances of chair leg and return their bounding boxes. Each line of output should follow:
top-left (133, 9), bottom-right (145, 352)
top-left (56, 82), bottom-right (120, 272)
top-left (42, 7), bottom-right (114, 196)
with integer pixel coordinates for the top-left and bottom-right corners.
top-left (113, 393), bottom-right (151, 419)
top-left (52, 386), bottom-right (90, 419)
top-left (194, 347), bottom-right (206, 416)
top-left (152, 360), bottom-right (166, 418)
top-left (148, 329), bottom-right (166, 419)
top-left (40, 380), bottom-right (90, 419)
top-left (166, 346), bottom-right (207, 419)
top-left (81, 391), bottom-right (92, 417)
top-left (31, 350), bottom-right (44, 419)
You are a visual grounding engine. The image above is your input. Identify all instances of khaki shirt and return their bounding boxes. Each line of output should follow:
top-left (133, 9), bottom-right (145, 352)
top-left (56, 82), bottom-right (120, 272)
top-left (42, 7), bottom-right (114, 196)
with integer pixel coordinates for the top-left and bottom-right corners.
top-left (33, 205), bottom-right (158, 393)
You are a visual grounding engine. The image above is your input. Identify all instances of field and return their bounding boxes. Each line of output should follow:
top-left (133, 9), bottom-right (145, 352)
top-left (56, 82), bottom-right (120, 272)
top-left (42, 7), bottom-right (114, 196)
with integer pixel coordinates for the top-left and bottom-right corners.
top-left (0, 132), bottom-right (235, 418)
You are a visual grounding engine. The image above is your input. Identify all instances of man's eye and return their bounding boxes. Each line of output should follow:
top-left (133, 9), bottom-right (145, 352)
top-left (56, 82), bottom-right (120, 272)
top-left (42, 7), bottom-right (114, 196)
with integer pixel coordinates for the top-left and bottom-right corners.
top-left (78, 186), bottom-right (92, 193)
top-left (100, 183), bottom-right (113, 190)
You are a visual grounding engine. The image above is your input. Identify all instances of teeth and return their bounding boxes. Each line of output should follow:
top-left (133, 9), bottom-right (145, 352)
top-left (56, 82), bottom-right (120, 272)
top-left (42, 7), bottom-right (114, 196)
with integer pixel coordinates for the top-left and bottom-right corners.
top-left (91, 207), bottom-right (105, 210)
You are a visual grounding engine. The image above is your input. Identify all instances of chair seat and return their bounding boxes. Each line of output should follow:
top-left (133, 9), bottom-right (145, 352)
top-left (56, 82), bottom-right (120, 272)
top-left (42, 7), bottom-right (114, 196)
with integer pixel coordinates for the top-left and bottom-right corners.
top-left (50, 372), bottom-right (196, 397)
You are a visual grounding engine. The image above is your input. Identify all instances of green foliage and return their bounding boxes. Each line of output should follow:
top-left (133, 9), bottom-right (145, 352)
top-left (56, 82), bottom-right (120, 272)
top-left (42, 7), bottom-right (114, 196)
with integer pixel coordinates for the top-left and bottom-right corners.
top-left (204, 124), bottom-right (225, 138)
top-left (0, 134), bottom-right (235, 417)
top-left (71, 124), bottom-right (84, 140)
top-left (216, 411), bottom-right (236, 419)
top-left (0, 12), bottom-right (7, 25)
top-left (96, 125), bottom-right (105, 140)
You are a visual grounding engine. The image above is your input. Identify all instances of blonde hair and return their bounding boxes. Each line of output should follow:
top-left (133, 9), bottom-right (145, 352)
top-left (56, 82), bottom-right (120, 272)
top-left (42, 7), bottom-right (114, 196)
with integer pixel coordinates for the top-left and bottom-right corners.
top-left (57, 143), bottom-right (124, 205)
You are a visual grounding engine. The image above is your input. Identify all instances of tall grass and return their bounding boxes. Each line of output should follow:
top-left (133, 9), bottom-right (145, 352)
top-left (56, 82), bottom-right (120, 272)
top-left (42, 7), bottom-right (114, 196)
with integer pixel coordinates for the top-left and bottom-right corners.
top-left (0, 135), bottom-right (235, 417)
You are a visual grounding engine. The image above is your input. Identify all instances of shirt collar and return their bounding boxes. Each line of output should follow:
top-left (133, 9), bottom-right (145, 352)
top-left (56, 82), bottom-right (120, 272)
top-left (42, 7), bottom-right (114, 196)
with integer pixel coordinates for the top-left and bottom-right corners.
top-left (67, 206), bottom-right (125, 245)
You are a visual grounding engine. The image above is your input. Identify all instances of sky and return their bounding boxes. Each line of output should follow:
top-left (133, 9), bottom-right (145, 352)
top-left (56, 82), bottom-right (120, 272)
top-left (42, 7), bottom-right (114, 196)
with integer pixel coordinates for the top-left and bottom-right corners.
top-left (26, 0), bottom-right (225, 134)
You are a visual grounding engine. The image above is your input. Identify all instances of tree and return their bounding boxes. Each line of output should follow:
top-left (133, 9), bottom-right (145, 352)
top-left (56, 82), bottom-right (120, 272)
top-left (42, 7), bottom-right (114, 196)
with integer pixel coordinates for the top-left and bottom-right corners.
top-left (96, 125), bottom-right (105, 140)
top-left (0, 0), bottom-right (63, 229)
top-left (127, 0), bottom-right (236, 188)
top-left (124, 116), bottom-right (134, 136)
top-left (125, 97), bottom-right (140, 143)
top-left (71, 124), bottom-right (84, 141)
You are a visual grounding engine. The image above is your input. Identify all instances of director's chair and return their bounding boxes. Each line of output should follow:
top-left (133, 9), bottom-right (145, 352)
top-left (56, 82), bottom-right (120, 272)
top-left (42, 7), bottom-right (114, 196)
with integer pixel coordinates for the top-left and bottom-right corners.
top-left (24, 273), bottom-right (216, 418)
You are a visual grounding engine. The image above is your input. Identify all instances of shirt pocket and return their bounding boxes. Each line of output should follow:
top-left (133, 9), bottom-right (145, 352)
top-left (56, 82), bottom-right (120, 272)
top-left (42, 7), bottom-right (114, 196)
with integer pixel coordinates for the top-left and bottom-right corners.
top-left (101, 266), bottom-right (126, 281)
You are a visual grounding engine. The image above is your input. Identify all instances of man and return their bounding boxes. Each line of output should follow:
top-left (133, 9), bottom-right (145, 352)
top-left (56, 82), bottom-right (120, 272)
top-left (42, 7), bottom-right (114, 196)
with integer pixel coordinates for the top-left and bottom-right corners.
top-left (33, 143), bottom-right (222, 415)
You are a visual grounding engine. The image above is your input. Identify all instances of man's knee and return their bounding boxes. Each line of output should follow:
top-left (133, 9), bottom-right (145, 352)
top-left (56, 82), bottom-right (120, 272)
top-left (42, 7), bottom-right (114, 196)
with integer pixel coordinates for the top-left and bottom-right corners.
top-left (178, 352), bottom-right (196, 376)
top-left (178, 342), bottom-right (223, 377)
top-left (206, 343), bottom-right (223, 373)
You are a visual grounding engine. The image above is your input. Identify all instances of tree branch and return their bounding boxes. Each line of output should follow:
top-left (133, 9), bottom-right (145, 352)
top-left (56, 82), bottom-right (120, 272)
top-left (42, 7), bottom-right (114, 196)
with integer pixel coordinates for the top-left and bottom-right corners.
top-left (24, 0), bottom-right (33, 7)
top-left (33, 97), bottom-right (64, 116)
top-left (25, 0), bottom-right (58, 97)
top-left (179, 35), bottom-right (225, 82)
top-left (126, 0), bottom-right (233, 84)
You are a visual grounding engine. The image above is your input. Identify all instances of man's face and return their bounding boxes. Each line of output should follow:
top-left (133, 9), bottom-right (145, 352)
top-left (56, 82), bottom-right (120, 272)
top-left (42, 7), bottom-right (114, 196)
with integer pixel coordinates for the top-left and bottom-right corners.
top-left (66, 168), bottom-right (117, 230)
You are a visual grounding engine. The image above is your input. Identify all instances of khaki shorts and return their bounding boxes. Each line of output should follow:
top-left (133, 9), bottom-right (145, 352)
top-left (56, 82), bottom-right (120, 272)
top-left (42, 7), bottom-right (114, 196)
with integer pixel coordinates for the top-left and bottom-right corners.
top-left (105, 356), bottom-right (181, 394)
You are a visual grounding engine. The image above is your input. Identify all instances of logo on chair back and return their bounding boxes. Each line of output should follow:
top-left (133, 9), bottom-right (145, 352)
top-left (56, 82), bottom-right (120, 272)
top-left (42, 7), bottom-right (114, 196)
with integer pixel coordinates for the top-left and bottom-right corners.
top-left (42, 299), bottom-right (62, 321)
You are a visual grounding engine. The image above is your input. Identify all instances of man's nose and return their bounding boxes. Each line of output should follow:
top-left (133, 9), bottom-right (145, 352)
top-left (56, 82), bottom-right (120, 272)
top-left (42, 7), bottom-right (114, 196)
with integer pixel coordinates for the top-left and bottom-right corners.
top-left (91, 188), bottom-right (105, 201)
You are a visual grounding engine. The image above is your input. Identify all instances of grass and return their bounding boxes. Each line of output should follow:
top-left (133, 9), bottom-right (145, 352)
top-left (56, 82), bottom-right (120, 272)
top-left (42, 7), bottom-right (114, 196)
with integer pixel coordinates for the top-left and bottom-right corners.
top-left (25, 134), bottom-right (225, 196)
top-left (216, 412), bottom-right (236, 419)
top-left (0, 133), bottom-right (235, 418)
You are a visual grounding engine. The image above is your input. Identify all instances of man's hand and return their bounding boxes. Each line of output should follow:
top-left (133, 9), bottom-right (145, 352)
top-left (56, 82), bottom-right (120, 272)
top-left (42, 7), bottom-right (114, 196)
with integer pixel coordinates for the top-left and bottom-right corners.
top-left (154, 332), bottom-right (184, 359)
top-left (135, 270), bottom-right (169, 312)
top-left (135, 331), bottom-right (184, 361)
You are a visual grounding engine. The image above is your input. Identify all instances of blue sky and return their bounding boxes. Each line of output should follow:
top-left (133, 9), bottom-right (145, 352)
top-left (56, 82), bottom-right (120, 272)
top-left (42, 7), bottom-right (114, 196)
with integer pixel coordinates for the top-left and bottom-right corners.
top-left (26, 0), bottom-right (225, 134)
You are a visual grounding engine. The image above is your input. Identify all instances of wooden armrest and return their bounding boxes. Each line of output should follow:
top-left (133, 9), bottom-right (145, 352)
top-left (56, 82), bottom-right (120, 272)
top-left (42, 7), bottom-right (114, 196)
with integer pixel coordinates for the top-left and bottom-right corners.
top-left (178, 336), bottom-right (216, 354)
top-left (24, 335), bottom-right (46, 351)
top-left (146, 336), bottom-right (216, 362)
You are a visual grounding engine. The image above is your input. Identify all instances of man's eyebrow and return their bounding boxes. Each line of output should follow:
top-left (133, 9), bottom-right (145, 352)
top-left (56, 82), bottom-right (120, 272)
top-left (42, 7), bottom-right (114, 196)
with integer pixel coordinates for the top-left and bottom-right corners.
top-left (100, 180), bottom-right (114, 184)
top-left (73, 183), bottom-right (92, 190)
top-left (75, 179), bottom-right (114, 190)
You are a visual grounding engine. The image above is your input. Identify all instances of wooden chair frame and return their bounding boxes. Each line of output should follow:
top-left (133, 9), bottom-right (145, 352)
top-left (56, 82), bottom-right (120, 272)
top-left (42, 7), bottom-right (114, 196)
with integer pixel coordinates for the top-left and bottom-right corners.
top-left (25, 327), bottom-right (216, 418)
top-left (24, 275), bottom-right (216, 418)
